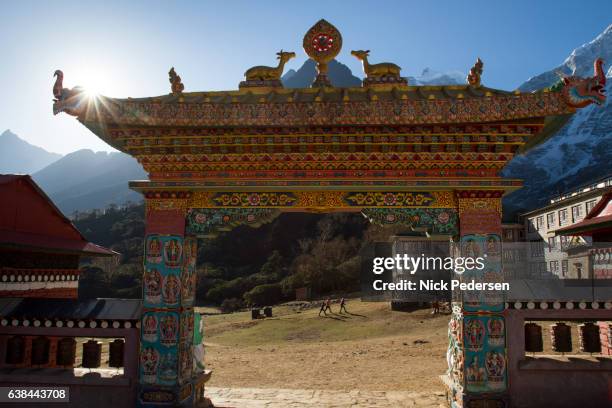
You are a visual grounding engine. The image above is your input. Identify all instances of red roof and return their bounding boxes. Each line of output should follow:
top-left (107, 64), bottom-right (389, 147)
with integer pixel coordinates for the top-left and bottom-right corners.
top-left (0, 175), bottom-right (116, 256)
top-left (557, 192), bottom-right (612, 236)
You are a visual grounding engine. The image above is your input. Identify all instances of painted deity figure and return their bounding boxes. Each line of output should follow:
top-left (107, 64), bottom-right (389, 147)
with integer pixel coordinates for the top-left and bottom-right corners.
top-left (143, 314), bottom-right (158, 343)
top-left (158, 352), bottom-right (178, 385)
top-left (485, 351), bottom-right (506, 388)
top-left (164, 238), bottom-right (182, 267)
top-left (144, 268), bottom-right (162, 305)
top-left (180, 312), bottom-right (194, 341)
top-left (162, 275), bottom-right (181, 305)
top-left (466, 356), bottom-right (485, 383)
top-left (147, 236), bottom-right (163, 264)
top-left (486, 236), bottom-right (501, 257)
top-left (179, 344), bottom-right (193, 381)
top-left (466, 319), bottom-right (485, 351)
top-left (462, 238), bottom-right (481, 259)
top-left (140, 347), bottom-right (160, 384)
top-left (159, 314), bottom-right (178, 346)
top-left (181, 268), bottom-right (194, 303)
top-left (487, 318), bottom-right (505, 346)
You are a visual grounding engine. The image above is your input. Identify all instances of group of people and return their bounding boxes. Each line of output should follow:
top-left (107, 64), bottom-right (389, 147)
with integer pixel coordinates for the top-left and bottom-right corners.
top-left (318, 297), bottom-right (348, 316)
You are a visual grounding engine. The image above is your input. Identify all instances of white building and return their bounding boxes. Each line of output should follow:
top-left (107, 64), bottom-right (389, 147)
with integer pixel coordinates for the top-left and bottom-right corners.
top-left (520, 177), bottom-right (612, 279)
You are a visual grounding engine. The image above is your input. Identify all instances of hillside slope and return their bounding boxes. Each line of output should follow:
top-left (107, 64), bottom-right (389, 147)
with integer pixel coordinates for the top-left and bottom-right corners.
top-left (0, 130), bottom-right (61, 174)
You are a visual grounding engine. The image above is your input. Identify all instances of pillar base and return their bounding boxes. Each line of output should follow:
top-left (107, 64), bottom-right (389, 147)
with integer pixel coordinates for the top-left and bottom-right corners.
top-left (138, 371), bottom-right (211, 408)
top-left (440, 374), bottom-right (509, 408)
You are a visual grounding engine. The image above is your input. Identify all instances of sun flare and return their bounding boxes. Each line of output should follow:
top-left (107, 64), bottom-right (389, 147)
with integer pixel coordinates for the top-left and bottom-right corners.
top-left (73, 67), bottom-right (112, 97)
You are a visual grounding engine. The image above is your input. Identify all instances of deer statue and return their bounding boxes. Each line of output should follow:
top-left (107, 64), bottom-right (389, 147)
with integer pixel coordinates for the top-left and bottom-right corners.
top-left (351, 50), bottom-right (401, 80)
top-left (245, 50), bottom-right (296, 81)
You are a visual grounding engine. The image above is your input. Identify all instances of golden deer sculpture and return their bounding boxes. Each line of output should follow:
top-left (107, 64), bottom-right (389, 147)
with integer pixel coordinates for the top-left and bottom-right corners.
top-left (351, 50), bottom-right (401, 79)
top-left (245, 50), bottom-right (296, 81)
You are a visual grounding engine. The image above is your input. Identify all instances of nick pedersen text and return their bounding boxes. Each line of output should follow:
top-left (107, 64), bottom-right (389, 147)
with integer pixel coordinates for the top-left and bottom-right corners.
top-left (372, 279), bottom-right (509, 291)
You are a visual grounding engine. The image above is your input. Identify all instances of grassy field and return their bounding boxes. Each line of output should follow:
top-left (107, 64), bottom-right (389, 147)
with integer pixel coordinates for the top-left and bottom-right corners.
top-left (199, 299), bottom-right (451, 392)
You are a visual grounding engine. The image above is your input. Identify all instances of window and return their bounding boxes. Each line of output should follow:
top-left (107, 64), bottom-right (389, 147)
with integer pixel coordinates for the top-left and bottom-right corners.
top-left (561, 260), bottom-right (568, 277)
top-left (558, 209), bottom-right (568, 226)
top-left (536, 216), bottom-right (544, 231)
top-left (560, 235), bottom-right (569, 250)
top-left (571, 205), bottom-right (583, 222)
top-left (549, 260), bottom-right (559, 274)
top-left (528, 219), bottom-right (536, 233)
top-left (574, 262), bottom-right (583, 279)
top-left (586, 200), bottom-right (597, 214)
top-left (548, 237), bottom-right (556, 251)
top-left (539, 262), bottom-right (547, 275)
top-left (531, 241), bottom-right (544, 258)
top-left (546, 213), bottom-right (555, 228)
top-left (504, 229), bottom-right (513, 240)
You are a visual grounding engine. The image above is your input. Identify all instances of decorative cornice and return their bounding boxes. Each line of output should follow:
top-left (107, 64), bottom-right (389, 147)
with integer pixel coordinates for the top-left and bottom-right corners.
top-left (145, 190), bottom-right (458, 210)
top-left (77, 91), bottom-right (570, 129)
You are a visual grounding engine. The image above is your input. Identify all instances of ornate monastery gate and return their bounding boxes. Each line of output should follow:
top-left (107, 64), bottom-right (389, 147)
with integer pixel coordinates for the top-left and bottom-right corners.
top-left (53, 19), bottom-right (605, 408)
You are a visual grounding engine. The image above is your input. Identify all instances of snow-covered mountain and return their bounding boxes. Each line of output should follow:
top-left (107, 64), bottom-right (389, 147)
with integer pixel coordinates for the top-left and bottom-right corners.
top-left (408, 67), bottom-right (464, 85)
top-left (281, 60), bottom-right (463, 87)
top-left (519, 25), bottom-right (612, 92)
top-left (503, 25), bottom-right (612, 218)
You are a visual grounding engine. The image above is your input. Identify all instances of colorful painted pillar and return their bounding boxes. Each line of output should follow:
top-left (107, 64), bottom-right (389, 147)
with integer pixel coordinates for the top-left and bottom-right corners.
top-left (138, 204), bottom-right (198, 407)
top-left (446, 191), bottom-right (508, 408)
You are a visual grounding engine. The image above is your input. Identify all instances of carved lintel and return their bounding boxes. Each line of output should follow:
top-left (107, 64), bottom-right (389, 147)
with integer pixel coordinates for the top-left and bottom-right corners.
top-left (185, 208), bottom-right (280, 237)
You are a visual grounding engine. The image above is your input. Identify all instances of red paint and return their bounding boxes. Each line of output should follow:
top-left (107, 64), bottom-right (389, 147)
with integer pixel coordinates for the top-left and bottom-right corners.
top-left (0, 175), bottom-right (115, 256)
top-left (145, 209), bottom-right (185, 235)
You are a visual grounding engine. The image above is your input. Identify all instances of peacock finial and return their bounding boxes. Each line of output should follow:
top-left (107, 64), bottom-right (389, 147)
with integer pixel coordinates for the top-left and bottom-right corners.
top-left (169, 67), bottom-right (185, 94)
top-left (467, 58), bottom-right (484, 87)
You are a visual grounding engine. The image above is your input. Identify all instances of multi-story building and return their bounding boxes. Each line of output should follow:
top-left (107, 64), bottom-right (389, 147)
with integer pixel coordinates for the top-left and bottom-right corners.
top-left (520, 176), bottom-right (612, 279)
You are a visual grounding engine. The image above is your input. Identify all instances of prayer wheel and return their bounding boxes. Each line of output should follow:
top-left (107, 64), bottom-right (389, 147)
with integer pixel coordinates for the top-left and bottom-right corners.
top-left (31, 336), bottom-right (50, 365)
top-left (551, 322), bottom-right (572, 353)
top-left (56, 337), bottom-right (76, 366)
top-left (82, 340), bottom-right (101, 368)
top-left (524, 322), bottom-right (543, 353)
top-left (109, 339), bottom-right (125, 368)
top-left (578, 323), bottom-right (601, 353)
top-left (5, 336), bottom-right (25, 364)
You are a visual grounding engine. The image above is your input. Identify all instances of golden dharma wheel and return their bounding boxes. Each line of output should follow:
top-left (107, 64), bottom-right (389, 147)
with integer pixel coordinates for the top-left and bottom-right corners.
top-left (56, 337), bottom-right (76, 366)
top-left (82, 340), bottom-right (102, 368)
top-left (550, 322), bottom-right (572, 353)
top-left (31, 336), bottom-right (50, 365)
top-left (6, 335), bottom-right (25, 364)
top-left (578, 322), bottom-right (601, 354)
top-left (303, 19), bottom-right (342, 66)
top-left (524, 322), bottom-right (543, 353)
top-left (109, 339), bottom-right (125, 368)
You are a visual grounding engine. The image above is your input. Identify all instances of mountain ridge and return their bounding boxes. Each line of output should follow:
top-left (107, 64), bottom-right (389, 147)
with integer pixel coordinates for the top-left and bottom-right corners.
top-left (0, 130), bottom-right (62, 174)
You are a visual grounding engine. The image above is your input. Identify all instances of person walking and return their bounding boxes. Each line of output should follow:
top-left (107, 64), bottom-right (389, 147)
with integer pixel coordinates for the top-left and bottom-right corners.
top-left (339, 297), bottom-right (348, 314)
top-left (324, 298), bottom-right (332, 314)
top-left (318, 300), bottom-right (327, 316)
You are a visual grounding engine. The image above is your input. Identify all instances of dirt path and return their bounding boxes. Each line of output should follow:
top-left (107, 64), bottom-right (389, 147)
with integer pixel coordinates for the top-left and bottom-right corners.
top-left (207, 386), bottom-right (447, 408)
top-left (203, 301), bottom-right (450, 393)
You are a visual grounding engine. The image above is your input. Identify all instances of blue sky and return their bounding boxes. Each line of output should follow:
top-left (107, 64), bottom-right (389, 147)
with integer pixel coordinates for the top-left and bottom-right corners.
top-left (1, 0), bottom-right (610, 154)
